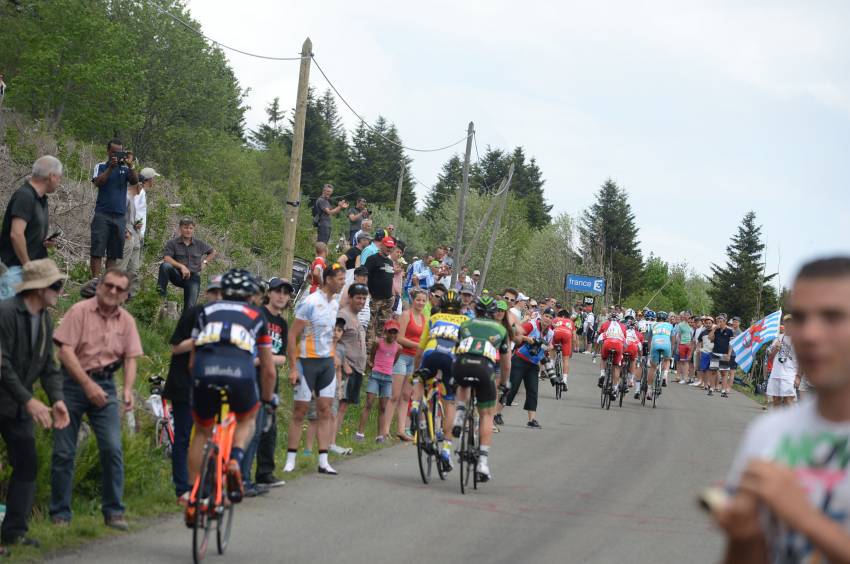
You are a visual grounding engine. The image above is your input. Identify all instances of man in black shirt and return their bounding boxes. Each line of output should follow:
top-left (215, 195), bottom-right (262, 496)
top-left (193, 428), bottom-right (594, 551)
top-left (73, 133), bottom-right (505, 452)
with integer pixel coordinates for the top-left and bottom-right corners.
top-left (0, 156), bottom-right (62, 267)
top-left (164, 277), bottom-right (223, 500)
top-left (338, 232), bottom-right (371, 271)
top-left (708, 313), bottom-right (736, 398)
top-left (364, 235), bottom-right (396, 350)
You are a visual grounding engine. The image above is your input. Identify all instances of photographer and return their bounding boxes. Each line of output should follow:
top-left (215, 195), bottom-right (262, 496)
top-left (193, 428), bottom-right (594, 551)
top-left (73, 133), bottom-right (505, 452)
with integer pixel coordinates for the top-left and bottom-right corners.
top-left (314, 183), bottom-right (348, 244)
top-left (348, 197), bottom-right (369, 245)
top-left (90, 139), bottom-right (139, 278)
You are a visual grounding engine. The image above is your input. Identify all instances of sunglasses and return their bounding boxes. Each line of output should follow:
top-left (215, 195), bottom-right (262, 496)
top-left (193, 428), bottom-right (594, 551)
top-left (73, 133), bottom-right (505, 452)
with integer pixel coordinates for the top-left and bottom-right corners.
top-left (48, 280), bottom-right (64, 292)
top-left (102, 281), bottom-right (129, 293)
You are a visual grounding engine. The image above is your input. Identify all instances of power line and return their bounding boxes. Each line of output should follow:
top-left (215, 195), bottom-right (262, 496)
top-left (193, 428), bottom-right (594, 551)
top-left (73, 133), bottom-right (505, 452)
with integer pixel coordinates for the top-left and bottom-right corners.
top-left (311, 56), bottom-right (469, 154)
top-left (146, 1), bottom-right (305, 61)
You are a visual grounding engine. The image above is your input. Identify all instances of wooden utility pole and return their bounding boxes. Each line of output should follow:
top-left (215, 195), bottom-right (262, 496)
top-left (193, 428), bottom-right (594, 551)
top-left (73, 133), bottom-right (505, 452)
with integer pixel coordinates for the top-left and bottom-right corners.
top-left (281, 37), bottom-right (312, 279)
top-left (461, 176), bottom-right (506, 267)
top-left (393, 161), bottom-right (404, 227)
top-left (477, 163), bottom-right (513, 296)
top-left (451, 121), bottom-right (474, 288)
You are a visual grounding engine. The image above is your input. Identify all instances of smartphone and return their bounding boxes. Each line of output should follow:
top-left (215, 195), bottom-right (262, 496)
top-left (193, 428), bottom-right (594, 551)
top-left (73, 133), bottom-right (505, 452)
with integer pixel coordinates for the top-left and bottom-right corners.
top-left (46, 230), bottom-right (62, 241)
top-left (698, 486), bottom-right (730, 513)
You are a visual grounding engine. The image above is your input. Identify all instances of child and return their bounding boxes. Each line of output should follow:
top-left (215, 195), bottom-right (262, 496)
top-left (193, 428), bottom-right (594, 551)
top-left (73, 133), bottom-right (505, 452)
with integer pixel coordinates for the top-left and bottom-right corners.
top-left (309, 241), bottom-right (328, 294)
top-left (357, 320), bottom-right (402, 442)
top-left (305, 318), bottom-right (347, 456)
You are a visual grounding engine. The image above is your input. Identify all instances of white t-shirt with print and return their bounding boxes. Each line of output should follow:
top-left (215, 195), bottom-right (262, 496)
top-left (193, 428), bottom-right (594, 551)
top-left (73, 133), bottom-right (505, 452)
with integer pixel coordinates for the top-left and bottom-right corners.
top-left (768, 335), bottom-right (798, 383)
top-left (727, 400), bottom-right (850, 563)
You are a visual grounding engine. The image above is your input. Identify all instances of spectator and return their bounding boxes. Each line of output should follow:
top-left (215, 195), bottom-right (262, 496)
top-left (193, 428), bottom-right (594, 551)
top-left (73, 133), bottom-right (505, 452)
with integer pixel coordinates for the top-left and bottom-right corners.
top-left (334, 282), bottom-right (369, 452)
top-left (765, 316), bottom-right (798, 408)
top-left (707, 313), bottom-right (735, 398)
top-left (313, 184), bottom-right (348, 244)
top-left (0, 259), bottom-right (69, 554)
top-left (50, 269), bottom-right (143, 531)
top-left (90, 139), bottom-right (139, 278)
top-left (391, 239), bottom-right (406, 315)
top-left (340, 266), bottom-right (371, 329)
top-left (0, 155), bottom-right (62, 268)
top-left (338, 231), bottom-right (371, 273)
top-left (134, 167), bottom-right (160, 242)
top-left (459, 283), bottom-right (476, 318)
top-left (712, 256), bottom-right (850, 564)
top-left (364, 235), bottom-right (397, 350)
top-left (116, 181), bottom-right (142, 296)
top-left (163, 276), bottom-right (222, 501)
top-left (252, 277), bottom-right (293, 489)
top-left (157, 218), bottom-right (216, 311)
top-left (309, 242), bottom-right (328, 294)
top-left (391, 289), bottom-right (427, 441)
top-left (353, 218), bottom-right (373, 243)
top-left (358, 320), bottom-right (402, 442)
top-left (360, 229), bottom-right (384, 265)
top-left (454, 265), bottom-right (471, 291)
top-left (471, 269), bottom-right (481, 292)
top-left (347, 197), bottom-right (369, 244)
top-left (423, 283), bottom-right (447, 318)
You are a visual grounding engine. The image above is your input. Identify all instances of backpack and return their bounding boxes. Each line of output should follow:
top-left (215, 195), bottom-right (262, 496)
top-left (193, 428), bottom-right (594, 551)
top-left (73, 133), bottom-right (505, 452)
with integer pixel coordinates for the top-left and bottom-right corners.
top-left (311, 199), bottom-right (321, 227)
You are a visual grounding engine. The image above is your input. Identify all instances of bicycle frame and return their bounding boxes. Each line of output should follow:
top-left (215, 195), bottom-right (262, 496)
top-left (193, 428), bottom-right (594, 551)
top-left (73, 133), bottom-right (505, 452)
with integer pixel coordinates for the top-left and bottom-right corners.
top-left (189, 405), bottom-right (236, 511)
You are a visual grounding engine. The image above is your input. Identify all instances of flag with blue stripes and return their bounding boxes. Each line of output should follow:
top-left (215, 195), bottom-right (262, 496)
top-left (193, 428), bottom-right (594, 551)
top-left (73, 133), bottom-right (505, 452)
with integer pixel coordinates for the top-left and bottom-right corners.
top-left (730, 310), bottom-right (782, 373)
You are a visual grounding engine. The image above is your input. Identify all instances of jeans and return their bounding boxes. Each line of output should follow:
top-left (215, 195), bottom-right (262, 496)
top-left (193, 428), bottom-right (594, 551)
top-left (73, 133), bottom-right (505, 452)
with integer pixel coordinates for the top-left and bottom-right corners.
top-left (171, 402), bottom-right (194, 497)
top-left (0, 416), bottom-right (36, 543)
top-left (256, 408), bottom-right (278, 481)
top-left (50, 376), bottom-right (124, 521)
top-left (157, 262), bottom-right (201, 311)
top-left (504, 355), bottom-right (540, 412)
top-left (241, 407), bottom-right (265, 488)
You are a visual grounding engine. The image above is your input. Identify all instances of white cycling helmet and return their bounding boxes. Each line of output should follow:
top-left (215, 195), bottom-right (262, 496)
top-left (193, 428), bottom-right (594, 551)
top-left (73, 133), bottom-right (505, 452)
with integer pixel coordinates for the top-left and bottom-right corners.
top-left (625, 308), bottom-right (635, 319)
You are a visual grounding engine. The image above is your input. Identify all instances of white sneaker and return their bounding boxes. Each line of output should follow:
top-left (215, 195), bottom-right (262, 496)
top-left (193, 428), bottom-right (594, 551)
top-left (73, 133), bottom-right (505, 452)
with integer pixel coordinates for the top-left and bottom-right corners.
top-left (477, 457), bottom-right (492, 482)
top-left (452, 409), bottom-right (465, 438)
top-left (283, 461), bottom-right (296, 473)
top-left (689, 381), bottom-right (701, 387)
top-left (330, 444), bottom-right (353, 455)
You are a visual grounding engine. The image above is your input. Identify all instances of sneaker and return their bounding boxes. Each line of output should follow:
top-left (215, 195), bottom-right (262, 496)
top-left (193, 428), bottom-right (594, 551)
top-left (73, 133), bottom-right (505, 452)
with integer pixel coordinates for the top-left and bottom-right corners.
top-left (646, 393), bottom-right (653, 401)
top-left (452, 409), bottom-right (465, 438)
top-left (177, 491), bottom-right (191, 506)
top-left (721, 391), bottom-right (729, 398)
top-left (375, 435), bottom-right (386, 444)
top-left (226, 460), bottom-right (244, 503)
top-left (256, 474), bottom-right (286, 487)
top-left (477, 457), bottom-right (492, 482)
top-left (494, 413), bottom-right (504, 426)
top-left (597, 375), bottom-right (604, 388)
top-left (243, 484), bottom-right (259, 498)
top-left (255, 483), bottom-right (271, 496)
top-left (707, 389), bottom-right (714, 397)
top-left (354, 432), bottom-right (365, 442)
top-left (318, 465), bottom-right (338, 476)
top-left (329, 444), bottom-right (353, 456)
top-left (689, 381), bottom-right (701, 387)
top-left (634, 391), bottom-right (640, 399)
top-left (302, 449), bottom-right (313, 457)
top-left (50, 516), bottom-right (70, 528)
top-left (104, 514), bottom-right (129, 531)
top-left (527, 419), bottom-right (542, 429)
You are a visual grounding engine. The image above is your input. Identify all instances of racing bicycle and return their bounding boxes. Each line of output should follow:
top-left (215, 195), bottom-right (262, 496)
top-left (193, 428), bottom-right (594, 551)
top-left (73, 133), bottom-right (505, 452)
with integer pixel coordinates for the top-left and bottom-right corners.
top-left (147, 375), bottom-right (174, 457)
top-left (410, 369), bottom-right (448, 484)
top-left (456, 374), bottom-right (481, 494)
top-left (600, 353), bottom-right (614, 410)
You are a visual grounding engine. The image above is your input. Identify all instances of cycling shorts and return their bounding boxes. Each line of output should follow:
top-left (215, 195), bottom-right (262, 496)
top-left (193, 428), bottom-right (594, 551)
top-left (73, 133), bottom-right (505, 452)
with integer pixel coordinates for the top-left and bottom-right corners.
top-left (551, 331), bottom-right (573, 357)
top-left (600, 339), bottom-right (624, 366)
top-left (624, 342), bottom-right (641, 361)
top-left (294, 357), bottom-right (336, 402)
top-left (191, 348), bottom-right (260, 427)
top-left (678, 344), bottom-right (692, 361)
top-left (453, 354), bottom-right (497, 409)
top-left (651, 343), bottom-right (672, 364)
top-left (421, 349), bottom-right (456, 400)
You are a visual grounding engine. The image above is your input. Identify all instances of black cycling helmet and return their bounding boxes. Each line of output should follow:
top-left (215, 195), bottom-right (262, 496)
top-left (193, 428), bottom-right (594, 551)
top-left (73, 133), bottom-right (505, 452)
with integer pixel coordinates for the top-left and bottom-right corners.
top-left (441, 289), bottom-right (462, 313)
top-left (657, 311), bottom-right (669, 321)
top-left (624, 314), bottom-right (635, 323)
top-left (221, 268), bottom-right (261, 301)
top-left (475, 295), bottom-right (498, 317)
top-left (542, 307), bottom-right (556, 317)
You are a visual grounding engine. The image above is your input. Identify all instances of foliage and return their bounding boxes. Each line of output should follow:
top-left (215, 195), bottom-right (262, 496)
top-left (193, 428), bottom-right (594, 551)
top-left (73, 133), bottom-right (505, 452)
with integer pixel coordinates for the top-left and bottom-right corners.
top-left (709, 211), bottom-right (778, 323)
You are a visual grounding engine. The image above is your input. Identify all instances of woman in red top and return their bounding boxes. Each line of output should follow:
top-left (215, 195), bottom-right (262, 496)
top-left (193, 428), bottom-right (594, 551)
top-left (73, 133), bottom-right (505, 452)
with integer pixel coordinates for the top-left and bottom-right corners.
top-left (391, 289), bottom-right (427, 441)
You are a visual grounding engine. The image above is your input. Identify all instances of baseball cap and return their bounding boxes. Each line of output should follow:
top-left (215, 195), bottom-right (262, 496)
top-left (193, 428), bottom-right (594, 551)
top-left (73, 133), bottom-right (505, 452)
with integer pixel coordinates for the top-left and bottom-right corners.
top-left (267, 277), bottom-right (294, 292)
top-left (517, 293), bottom-right (529, 301)
top-left (495, 300), bottom-right (509, 311)
top-left (384, 319), bottom-right (400, 332)
top-left (139, 167), bottom-right (161, 181)
top-left (472, 269), bottom-right (481, 276)
top-left (716, 313), bottom-right (728, 321)
top-left (460, 283), bottom-right (474, 295)
top-left (374, 229), bottom-right (386, 241)
top-left (731, 315), bottom-right (741, 322)
top-left (356, 231), bottom-right (372, 242)
top-left (206, 274), bottom-right (223, 291)
top-left (383, 236), bottom-right (396, 248)
top-left (429, 260), bottom-right (441, 267)
top-left (783, 314), bottom-right (793, 321)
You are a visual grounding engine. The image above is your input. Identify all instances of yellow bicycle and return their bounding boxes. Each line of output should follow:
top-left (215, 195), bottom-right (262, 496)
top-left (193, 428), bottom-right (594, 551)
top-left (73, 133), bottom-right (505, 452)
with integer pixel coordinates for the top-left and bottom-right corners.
top-left (410, 369), bottom-right (449, 484)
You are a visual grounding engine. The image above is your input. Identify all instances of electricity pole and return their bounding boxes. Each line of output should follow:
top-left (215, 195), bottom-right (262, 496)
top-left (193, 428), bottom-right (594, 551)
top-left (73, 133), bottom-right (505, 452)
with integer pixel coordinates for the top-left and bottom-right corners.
top-left (393, 161), bottom-right (404, 227)
top-left (478, 163), bottom-right (513, 295)
top-left (281, 38), bottom-right (312, 279)
top-left (451, 121), bottom-right (474, 288)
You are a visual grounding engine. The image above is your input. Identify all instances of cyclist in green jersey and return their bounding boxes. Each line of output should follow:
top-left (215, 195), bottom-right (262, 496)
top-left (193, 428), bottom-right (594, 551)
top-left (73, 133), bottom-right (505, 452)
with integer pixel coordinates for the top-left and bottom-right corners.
top-left (450, 295), bottom-right (511, 482)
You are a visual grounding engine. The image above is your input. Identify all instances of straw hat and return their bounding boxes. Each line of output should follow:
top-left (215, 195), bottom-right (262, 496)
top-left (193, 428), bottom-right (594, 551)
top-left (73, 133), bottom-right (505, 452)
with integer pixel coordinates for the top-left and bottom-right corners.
top-left (16, 258), bottom-right (66, 292)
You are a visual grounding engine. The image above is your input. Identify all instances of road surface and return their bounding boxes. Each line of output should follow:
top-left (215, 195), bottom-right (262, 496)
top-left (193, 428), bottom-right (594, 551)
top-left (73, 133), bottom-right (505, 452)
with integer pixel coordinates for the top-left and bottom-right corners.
top-left (51, 353), bottom-right (764, 564)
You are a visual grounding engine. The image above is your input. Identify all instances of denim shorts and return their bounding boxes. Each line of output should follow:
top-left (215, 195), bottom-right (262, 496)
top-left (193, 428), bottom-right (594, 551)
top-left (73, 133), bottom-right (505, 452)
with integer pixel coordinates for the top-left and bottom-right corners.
top-left (393, 353), bottom-right (415, 376)
top-left (367, 371), bottom-right (393, 398)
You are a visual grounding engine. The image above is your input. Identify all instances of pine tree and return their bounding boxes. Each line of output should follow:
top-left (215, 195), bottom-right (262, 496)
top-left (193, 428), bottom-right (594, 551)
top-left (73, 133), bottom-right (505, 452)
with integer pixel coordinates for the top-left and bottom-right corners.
top-left (579, 178), bottom-right (643, 297)
top-left (249, 97), bottom-right (286, 149)
top-left (509, 147), bottom-right (551, 229)
top-left (424, 155), bottom-right (464, 218)
top-left (709, 211), bottom-right (778, 323)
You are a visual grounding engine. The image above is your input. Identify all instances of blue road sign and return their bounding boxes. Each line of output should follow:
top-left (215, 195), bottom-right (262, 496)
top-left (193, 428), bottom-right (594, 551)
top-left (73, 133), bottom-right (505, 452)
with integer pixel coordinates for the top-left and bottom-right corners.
top-left (565, 273), bottom-right (606, 295)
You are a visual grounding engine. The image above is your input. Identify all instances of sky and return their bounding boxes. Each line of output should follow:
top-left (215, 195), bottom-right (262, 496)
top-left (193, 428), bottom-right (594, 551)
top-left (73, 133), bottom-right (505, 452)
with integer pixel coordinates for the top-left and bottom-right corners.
top-left (185, 0), bottom-right (850, 288)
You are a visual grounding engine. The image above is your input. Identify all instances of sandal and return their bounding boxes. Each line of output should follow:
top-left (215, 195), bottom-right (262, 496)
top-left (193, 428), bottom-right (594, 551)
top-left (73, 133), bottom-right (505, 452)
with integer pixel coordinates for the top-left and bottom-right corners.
top-left (396, 433), bottom-right (413, 442)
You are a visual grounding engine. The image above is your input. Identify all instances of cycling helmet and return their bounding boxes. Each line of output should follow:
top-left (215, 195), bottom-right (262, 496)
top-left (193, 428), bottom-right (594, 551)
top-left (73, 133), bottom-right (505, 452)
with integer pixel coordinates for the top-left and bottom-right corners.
top-left (607, 312), bottom-right (619, 321)
top-left (221, 268), bottom-right (261, 300)
top-left (624, 314), bottom-right (635, 323)
top-left (441, 289), bottom-right (462, 313)
top-left (657, 311), bottom-right (669, 321)
top-left (625, 308), bottom-right (636, 319)
top-left (475, 295), bottom-right (498, 317)
top-left (644, 309), bottom-right (656, 321)
top-left (495, 299), bottom-right (509, 312)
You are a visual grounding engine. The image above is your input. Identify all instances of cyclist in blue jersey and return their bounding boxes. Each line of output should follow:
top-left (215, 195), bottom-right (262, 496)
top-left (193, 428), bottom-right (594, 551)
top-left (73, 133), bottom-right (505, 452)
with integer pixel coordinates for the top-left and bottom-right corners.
top-left (185, 269), bottom-right (276, 517)
top-left (647, 311), bottom-right (674, 399)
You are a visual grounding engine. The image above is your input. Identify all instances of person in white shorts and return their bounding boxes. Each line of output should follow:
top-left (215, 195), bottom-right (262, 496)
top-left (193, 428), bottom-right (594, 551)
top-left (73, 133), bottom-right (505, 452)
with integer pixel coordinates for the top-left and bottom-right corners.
top-left (284, 263), bottom-right (346, 475)
top-left (765, 317), bottom-right (798, 407)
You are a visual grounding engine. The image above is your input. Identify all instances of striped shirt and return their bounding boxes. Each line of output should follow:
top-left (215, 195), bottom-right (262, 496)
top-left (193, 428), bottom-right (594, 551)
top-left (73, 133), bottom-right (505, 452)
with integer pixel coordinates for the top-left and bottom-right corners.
top-left (294, 289), bottom-right (339, 359)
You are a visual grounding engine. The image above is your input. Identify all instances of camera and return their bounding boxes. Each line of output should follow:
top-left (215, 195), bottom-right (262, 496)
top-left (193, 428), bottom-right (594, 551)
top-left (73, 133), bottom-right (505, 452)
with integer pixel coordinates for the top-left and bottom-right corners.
top-left (113, 151), bottom-right (128, 166)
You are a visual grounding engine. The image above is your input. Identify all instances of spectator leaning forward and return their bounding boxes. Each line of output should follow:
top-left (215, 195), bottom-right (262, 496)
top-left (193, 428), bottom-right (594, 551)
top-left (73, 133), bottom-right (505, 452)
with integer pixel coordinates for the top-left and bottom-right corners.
top-left (157, 217), bottom-right (216, 312)
top-left (90, 139), bottom-right (139, 278)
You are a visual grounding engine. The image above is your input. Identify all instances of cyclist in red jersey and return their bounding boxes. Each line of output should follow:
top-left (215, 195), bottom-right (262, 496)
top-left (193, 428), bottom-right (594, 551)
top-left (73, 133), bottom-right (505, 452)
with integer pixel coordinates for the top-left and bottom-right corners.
top-left (551, 309), bottom-right (575, 386)
top-left (623, 315), bottom-right (644, 390)
top-left (596, 313), bottom-right (627, 398)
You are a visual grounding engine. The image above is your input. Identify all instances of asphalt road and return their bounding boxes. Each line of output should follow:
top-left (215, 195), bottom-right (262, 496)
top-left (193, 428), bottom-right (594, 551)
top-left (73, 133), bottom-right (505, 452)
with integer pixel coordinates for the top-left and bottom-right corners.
top-left (50, 353), bottom-right (765, 564)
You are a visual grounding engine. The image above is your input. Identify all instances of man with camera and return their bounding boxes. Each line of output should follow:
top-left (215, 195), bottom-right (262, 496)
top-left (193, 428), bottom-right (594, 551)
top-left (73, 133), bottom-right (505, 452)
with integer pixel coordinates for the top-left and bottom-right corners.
top-left (90, 139), bottom-right (139, 278)
top-left (348, 197), bottom-right (369, 245)
top-left (314, 183), bottom-right (348, 244)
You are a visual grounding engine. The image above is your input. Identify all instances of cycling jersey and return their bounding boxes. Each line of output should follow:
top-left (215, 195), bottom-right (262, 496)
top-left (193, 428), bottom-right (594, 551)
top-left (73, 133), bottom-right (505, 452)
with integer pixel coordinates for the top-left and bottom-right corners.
top-left (650, 322), bottom-right (674, 347)
top-left (599, 320), bottom-right (627, 342)
top-left (419, 312), bottom-right (468, 354)
top-left (294, 289), bottom-right (339, 359)
top-left (456, 317), bottom-right (510, 363)
top-left (552, 317), bottom-right (574, 335)
top-left (551, 317), bottom-right (574, 357)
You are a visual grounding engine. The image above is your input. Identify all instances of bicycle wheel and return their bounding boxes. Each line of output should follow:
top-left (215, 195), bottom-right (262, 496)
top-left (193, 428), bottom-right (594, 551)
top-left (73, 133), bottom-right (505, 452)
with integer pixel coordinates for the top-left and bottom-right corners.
top-left (192, 442), bottom-right (216, 564)
top-left (653, 369), bottom-right (661, 409)
top-left (618, 377), bottom-right (626, 408)
top-left (553, 352), bottom-right (563, 400)
top-left (415, 402), bottom-right (432, 484)
top-left (459, 400), bottom-right (475, 494)
top-left (216, 496), bottom-right (234, 554)
top-left (432, 393), bottom-right (447, 481)
top-left (640, 362), bottom-right (648, 407)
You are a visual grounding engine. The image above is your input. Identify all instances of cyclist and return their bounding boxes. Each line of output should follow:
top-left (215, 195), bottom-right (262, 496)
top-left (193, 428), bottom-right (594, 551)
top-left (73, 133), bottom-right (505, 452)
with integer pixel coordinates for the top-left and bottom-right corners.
top-left (185, 269), bottom-right (276, 521)
top-left (550, 309), bottom-right (575, 388)
top-left (623, 315), bottom-right (644, 391)
top-left (647, 311), bottom-right (674, 399)
top-left (596, 312), bottom-right (627, 399)
top-left (450, 296), bottom-right (511, 481)
top-left (413, 289), bottom-right (467, 469)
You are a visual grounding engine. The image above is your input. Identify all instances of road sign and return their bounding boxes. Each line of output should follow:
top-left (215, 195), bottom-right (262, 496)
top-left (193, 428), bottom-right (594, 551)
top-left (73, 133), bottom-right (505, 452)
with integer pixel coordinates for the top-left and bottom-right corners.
top-left (583, 296), bottom-right (595, 305)
top-left (565, 273), bottom-right (606, 295)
